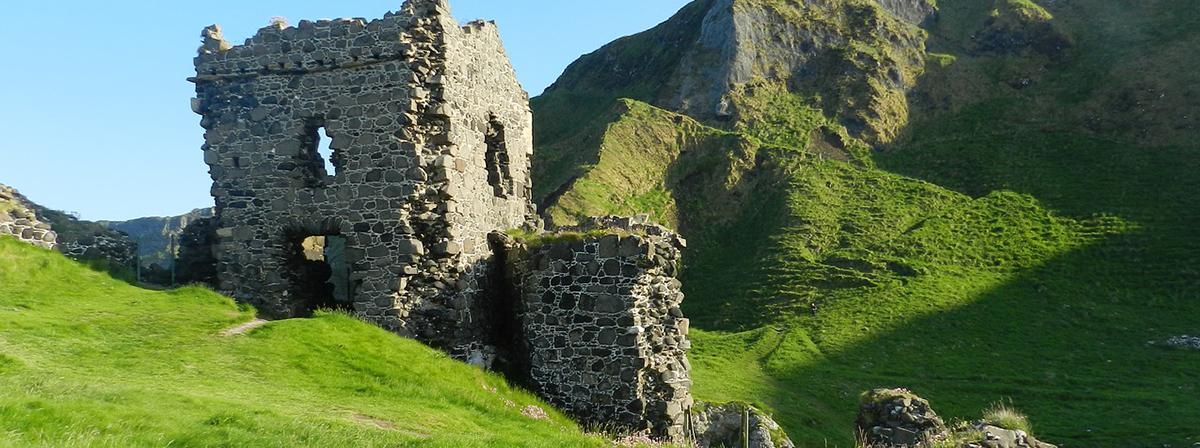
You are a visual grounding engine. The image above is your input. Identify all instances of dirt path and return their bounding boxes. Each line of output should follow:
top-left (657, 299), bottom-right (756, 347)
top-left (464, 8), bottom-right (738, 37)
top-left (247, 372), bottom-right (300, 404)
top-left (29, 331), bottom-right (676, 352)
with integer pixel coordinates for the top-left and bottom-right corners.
top-left (220, 319), bottom-right (269, 337)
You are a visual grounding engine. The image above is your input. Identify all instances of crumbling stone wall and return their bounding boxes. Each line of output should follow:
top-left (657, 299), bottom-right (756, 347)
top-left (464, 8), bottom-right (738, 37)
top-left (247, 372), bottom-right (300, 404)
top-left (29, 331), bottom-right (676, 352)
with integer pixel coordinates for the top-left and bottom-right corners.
top-left (57, 234), bottom-right (138, 269)
top-left (193, 0), bottom-right (534, 358)
top-left (0, 184), bottom-right (57, 250)
top-left (498, 217), bottom-right (693, 441)
top-left (0, 183), bottom-right (138, 270)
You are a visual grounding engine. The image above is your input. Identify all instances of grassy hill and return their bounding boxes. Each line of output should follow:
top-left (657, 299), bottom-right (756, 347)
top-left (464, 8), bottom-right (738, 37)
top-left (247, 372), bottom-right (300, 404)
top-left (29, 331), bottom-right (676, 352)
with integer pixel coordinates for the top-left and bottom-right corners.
top-left (0, 236), bottom-right (605, 447)
top-left (531, 0), bottom-right (1200, 446)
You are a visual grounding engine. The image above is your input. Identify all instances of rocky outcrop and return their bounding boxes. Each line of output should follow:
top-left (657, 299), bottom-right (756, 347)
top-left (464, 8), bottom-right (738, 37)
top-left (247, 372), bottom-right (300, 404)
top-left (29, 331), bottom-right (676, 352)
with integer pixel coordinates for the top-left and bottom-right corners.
top-left (969, 0), bottom-right (1071, 58)
top-left (691, 402), bottom-right (795, 448)
top-left (857, 388), bottom-right (948, 447)
top-left (0, 184), bottom-right (58, 250)
top-left (540, 0), bottom-right (933, 147)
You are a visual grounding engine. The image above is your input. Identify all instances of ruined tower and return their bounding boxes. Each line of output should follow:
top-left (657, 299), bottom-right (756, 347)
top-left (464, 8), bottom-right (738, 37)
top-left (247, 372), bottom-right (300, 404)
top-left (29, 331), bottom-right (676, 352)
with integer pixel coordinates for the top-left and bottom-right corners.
top-left (192, 1), bottom-right (695, 441)
top-left (191, 0), bottom-right (535, 360)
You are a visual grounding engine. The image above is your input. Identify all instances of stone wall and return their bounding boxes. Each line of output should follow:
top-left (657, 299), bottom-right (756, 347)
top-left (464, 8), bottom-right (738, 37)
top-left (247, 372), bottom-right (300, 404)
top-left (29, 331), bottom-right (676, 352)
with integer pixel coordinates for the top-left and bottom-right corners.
top-left (0, 184), bottom-right (57, 250)
top-left (497, 217), bottom-right (693, 441)
top-left (193, 0), bottom-right (534, 359)
top-left (57, 234), bottom-right (138, 269)
top-left (0, 183), bottom-right (138, 270)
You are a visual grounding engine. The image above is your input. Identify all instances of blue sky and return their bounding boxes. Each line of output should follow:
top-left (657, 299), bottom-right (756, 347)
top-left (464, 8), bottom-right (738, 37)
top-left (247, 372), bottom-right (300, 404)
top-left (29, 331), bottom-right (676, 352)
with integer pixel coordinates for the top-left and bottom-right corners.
top-left (0, 0), bottom-right (690, 221)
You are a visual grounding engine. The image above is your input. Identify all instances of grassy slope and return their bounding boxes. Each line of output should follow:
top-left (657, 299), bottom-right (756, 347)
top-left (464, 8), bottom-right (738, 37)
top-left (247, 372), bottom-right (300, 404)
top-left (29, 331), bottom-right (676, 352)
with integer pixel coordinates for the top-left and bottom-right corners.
top-left (0, 237), bottom-right (604, 448)
top-left (538, 96), bottom-right (1197, 445)
top-left (549, 0), bottom-right (1200, 445)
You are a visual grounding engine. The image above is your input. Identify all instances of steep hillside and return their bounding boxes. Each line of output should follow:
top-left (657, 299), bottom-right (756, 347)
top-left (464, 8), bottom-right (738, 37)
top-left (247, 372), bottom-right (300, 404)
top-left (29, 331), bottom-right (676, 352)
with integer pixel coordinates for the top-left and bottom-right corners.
top-left (0, 236), bottom-right (606, 447)
top-left (532, 0), bottom-right (1200, 446)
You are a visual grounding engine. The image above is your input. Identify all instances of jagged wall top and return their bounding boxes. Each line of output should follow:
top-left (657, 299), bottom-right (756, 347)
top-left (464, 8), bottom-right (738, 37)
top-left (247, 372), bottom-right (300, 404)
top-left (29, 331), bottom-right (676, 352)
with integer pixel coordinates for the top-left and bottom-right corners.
top-left (194, 0), bottom-right (470, 79)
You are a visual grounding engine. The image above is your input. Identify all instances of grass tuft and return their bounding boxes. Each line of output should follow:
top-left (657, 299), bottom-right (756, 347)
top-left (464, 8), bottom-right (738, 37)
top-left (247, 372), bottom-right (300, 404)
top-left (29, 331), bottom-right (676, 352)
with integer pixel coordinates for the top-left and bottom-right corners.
top-left (981, 402), bottom-right (1032, 433)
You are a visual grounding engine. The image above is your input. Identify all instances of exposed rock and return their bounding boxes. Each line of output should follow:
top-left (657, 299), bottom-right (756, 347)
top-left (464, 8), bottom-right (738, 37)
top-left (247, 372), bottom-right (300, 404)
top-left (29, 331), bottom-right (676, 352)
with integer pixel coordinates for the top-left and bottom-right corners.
top-left (691, 402), bottom-right (795, 448)
top-left (857, 388), bottom-right (948, 447)
top-left (1164, 335), bottom-right (1200, 350)
top-left (969, 0), bottom-right (1072, 58)
top-left (540, 0), bottom-right (932, 147)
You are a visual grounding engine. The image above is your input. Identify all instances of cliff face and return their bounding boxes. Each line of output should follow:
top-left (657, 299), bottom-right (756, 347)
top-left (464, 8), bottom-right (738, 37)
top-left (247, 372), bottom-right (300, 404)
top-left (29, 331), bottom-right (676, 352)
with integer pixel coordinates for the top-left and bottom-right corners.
top-left (539, 0), bottom-right (931, 151)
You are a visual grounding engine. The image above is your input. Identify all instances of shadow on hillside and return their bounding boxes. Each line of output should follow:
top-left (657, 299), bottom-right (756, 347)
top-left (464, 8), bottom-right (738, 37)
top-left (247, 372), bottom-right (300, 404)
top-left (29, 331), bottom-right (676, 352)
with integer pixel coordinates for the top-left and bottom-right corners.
top-left (764, 212), bottom-right (1200, 447)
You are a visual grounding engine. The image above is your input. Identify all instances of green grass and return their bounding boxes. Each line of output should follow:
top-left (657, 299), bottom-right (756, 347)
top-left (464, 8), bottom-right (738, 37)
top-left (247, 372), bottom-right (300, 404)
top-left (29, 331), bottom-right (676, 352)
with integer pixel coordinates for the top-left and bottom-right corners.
top-left (0, 236), bottom-right (605, 447)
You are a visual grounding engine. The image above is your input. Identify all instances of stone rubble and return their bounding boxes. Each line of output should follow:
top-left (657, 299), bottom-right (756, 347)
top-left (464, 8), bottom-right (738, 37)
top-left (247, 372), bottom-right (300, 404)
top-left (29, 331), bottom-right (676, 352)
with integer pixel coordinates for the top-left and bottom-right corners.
top-left (857, 388), bottom-right (949, 447)
top-left (691, 402), bottom-right (796, 448)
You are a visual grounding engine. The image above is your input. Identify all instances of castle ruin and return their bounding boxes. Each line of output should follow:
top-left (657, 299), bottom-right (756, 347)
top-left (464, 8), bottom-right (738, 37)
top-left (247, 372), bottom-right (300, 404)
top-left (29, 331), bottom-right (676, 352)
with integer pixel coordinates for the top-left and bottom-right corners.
top-left (192, 0), bottom-right (691, 440)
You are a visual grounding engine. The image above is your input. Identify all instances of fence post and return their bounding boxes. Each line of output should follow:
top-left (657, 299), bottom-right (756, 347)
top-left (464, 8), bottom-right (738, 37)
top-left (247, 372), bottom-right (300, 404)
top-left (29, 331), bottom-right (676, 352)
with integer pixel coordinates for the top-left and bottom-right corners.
top-left (742, 407), bottom-right (750, 448)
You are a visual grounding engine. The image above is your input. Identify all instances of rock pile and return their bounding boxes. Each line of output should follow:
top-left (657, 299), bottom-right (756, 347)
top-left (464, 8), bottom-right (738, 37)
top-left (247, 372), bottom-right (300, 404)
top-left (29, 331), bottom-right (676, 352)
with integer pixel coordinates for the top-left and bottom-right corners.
top-left (857, 388), bottom-right (1063, 448)
top-left (857, 388), bottom-right (948, 447)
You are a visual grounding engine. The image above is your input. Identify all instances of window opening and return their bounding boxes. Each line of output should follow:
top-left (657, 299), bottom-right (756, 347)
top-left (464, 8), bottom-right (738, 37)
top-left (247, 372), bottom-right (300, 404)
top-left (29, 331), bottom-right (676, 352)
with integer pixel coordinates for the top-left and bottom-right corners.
top-left (485, 116), bottom-right (513, 198)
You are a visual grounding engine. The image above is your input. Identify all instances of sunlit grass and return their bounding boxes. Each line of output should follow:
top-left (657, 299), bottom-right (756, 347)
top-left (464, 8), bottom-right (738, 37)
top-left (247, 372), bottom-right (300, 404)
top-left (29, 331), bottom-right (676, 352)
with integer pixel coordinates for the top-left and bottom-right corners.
top-left (0, 236), bottom-right (604, 447)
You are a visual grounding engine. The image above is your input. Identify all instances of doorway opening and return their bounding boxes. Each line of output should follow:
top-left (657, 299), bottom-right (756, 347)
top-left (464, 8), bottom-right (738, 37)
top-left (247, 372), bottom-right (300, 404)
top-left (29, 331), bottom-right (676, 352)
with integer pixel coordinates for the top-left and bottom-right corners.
top-left (285, 233), bottom-right (353, 316)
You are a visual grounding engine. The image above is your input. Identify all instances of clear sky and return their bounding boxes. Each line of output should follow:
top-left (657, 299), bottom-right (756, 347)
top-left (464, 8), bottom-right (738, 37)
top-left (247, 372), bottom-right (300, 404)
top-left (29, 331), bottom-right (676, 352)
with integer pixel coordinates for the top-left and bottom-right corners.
top-left (0, 0), bottom-right (690, 221)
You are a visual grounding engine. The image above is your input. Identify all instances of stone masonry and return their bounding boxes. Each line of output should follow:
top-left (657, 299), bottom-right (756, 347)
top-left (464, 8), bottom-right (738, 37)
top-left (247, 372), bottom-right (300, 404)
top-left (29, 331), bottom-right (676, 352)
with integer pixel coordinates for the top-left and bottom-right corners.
top-left (194, 1), bottom-right (694, 442)
top-left (496, 216), bottom-right (694, 440)
top-left (0, 184), bottom-right (58, 250)
top-left (192, 0), bottom-right (535, 359)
